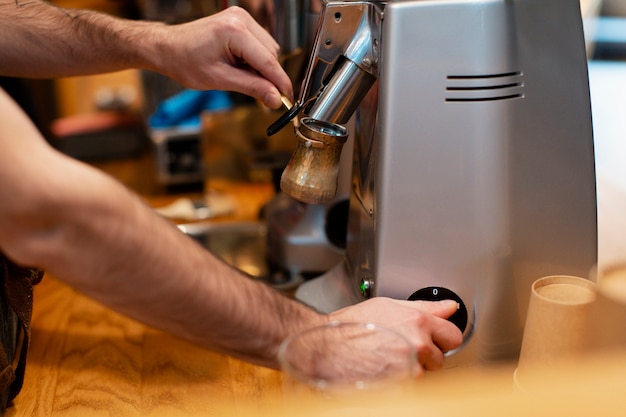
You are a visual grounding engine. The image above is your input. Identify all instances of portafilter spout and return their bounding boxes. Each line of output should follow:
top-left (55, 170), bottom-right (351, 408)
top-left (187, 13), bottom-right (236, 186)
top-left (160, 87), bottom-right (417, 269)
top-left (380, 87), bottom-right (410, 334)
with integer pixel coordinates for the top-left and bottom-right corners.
top-left (280, 118), bottom-right (348, 204)
top-left (267, 0), bottom-right (383, 204)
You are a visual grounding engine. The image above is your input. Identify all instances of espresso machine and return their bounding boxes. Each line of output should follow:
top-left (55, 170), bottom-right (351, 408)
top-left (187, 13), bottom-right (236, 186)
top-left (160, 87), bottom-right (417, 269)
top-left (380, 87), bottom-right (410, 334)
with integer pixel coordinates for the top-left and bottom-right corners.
top-left (267, 0), bottom-right (597, 365)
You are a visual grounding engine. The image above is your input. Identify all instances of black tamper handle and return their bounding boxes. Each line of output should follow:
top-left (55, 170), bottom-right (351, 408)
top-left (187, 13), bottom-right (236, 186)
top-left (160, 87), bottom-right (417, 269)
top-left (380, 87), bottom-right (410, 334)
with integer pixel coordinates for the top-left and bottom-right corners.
top-left (266, 102), bottom-right (302, 136)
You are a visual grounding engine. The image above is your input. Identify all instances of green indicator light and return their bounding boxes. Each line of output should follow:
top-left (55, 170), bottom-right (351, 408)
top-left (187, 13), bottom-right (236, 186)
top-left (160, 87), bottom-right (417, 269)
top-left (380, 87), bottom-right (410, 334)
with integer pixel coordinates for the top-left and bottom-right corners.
top-left (359, 278), bottom-right (371, 297)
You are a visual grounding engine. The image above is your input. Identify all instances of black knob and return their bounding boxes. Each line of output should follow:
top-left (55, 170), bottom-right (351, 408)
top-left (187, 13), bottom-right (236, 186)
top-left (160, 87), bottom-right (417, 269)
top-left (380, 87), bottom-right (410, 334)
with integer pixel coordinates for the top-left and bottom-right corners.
top-left (408, 287), bottom-right (469, 333)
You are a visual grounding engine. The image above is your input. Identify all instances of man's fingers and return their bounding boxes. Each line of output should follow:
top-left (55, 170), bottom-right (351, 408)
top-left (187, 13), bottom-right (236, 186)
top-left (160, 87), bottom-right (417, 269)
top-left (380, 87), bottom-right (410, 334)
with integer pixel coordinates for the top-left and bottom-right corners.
top-left (431, 316), bottom-right (464, 352)
top-left (227, 32), bottom-right (293, 103)
top-left (389, 298), bottom-right (464, 353)
top-left (392, 298), bottom-right (460, 318)
top-left (415, 338), bottom-right (446, 372)
top-left (237, 7), bottom-right (281, 54)
top-left (210, 62), bottom-right (282, 108)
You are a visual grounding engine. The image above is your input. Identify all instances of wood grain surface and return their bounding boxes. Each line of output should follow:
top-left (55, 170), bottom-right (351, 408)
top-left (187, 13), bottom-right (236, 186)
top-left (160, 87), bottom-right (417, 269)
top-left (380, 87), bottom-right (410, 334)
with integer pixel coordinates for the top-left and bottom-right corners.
top-left (6, 275), bottom-right (282, 417)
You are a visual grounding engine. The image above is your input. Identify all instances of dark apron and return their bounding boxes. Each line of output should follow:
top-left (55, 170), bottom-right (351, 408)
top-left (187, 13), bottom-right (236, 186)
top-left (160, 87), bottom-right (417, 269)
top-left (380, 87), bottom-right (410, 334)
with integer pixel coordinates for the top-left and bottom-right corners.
top-left (0, 253), bottom-right (43, 414)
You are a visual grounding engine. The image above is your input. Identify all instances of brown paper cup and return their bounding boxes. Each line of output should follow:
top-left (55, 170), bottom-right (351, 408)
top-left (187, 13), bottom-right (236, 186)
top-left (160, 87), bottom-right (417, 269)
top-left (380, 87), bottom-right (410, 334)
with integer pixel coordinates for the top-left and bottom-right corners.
top-left (515, 275), bottom-right (597, 389)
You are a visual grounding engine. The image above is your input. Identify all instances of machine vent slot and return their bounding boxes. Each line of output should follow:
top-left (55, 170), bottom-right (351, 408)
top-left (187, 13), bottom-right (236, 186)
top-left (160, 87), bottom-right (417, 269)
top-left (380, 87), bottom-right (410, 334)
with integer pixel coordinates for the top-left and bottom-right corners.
top-left (445, 71), bottom-right (524, 102)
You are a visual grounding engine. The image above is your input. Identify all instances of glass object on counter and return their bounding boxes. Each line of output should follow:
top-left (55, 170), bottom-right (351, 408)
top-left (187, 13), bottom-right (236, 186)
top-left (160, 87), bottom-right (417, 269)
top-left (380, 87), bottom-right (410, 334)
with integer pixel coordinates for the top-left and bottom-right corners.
top-left (278, 322), bottom-right (416, 403)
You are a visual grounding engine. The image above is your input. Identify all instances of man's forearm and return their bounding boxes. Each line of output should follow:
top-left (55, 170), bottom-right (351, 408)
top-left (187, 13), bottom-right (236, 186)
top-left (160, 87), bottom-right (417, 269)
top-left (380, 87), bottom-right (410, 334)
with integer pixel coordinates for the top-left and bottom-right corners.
top-left (0, 0), bottom-right (160, 77)
top-left (3, 156), bottom-right (324, 368)
top-left (0, 81), bottom-right (463, 371)
top-left (11, 158), bottom-right (324, 368)
top-left (0, 87), bottom-right (324, 368)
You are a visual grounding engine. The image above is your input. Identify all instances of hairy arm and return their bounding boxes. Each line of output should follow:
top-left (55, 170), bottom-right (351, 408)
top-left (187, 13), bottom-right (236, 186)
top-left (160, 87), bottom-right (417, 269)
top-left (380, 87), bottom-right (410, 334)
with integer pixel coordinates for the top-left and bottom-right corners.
top-left (0, 88), bottom-right (318, 367)
top-left (0, 88), bottom-right (461, 369)
top-left (0, 1), bottom-right (291, 107)
top-left (0, 0), bottom-right (151, 77)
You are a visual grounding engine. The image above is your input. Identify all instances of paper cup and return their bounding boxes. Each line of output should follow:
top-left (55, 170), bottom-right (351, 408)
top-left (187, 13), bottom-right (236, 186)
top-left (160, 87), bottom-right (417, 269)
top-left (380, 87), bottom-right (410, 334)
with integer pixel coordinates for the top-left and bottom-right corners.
top-left (515, 275), bottom-right (597, 389)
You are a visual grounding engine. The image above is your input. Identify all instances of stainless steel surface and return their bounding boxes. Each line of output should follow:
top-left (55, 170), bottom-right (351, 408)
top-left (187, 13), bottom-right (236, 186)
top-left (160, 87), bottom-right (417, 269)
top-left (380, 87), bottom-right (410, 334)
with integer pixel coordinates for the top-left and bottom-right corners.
top-left (266, 194), bottom-right (347, 277)
top-left (307, 57), bottom-right (375, 124)
top-left (294, 0), bottom-right (597, 367)
top-left (263, 0), bottom-right (363, 279)
top-left (179, 222), bottom-right (305, 289)
top-left (297, 1), bottom-right (382, 125)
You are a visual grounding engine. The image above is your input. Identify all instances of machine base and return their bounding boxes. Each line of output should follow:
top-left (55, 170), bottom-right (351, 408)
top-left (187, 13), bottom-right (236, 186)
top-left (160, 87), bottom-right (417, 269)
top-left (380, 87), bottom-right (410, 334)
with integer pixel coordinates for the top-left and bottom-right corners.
top-left (295, 260), bottom-right (359, 313)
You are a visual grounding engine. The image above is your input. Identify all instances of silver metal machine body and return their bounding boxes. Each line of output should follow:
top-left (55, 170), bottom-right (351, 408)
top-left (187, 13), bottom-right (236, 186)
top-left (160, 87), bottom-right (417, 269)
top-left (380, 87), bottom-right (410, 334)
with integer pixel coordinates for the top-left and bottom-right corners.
top-left (261, 0), bottom-right (356, 280)
top-left (293, 0), bottom-right (597, 365)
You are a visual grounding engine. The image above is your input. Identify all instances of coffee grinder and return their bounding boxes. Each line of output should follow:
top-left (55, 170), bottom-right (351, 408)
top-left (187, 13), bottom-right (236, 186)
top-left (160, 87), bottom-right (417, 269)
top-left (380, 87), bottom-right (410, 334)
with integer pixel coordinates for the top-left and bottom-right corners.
top-left (267, 0), bottom-right (597, 365)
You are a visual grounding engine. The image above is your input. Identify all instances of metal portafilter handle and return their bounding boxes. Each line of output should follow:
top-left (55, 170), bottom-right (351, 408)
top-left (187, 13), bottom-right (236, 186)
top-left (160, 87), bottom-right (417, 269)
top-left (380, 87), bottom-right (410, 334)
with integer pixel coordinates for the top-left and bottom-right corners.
top-left (280, 118), bottom-right (348, 205)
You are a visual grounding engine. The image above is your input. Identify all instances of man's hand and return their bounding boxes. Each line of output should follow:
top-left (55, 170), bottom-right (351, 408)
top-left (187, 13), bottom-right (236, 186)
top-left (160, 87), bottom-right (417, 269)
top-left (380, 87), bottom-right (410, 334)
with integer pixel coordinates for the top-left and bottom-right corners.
top-left (328, 297), bottom-right (463, 375)
top-left (150, 6), bottom-right (293, 108)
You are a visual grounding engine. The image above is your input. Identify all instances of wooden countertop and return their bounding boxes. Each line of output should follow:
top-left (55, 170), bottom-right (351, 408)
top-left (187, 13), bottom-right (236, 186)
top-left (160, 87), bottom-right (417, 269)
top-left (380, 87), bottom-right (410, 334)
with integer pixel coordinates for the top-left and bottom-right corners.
top-left (12, 274), bottom-right (283, 416)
